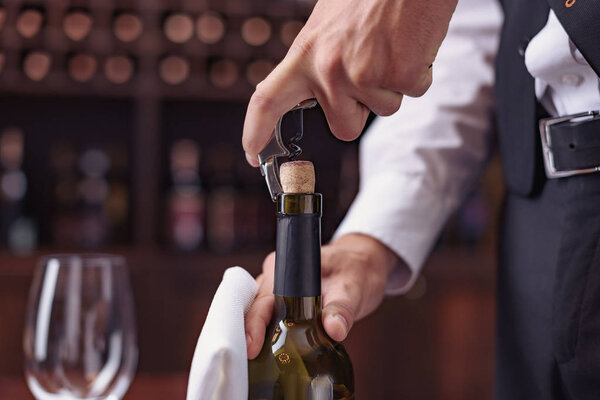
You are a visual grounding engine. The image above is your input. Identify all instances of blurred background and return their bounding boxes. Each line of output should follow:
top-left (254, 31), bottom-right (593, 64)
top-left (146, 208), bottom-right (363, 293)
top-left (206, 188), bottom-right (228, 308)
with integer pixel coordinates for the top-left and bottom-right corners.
top-left (0, 0), bottom-right (501, 398)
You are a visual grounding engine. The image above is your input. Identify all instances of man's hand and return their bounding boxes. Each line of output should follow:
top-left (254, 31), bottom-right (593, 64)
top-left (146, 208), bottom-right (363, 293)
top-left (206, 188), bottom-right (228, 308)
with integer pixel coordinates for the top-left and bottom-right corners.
top-left (242, 0), bottom-right (458, 166)
top-left (245, 233), bottom-right (404, 359)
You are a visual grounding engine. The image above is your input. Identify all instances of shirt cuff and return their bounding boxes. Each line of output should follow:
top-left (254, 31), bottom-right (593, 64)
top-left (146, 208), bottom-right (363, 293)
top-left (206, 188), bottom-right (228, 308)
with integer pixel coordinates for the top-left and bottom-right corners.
top-left (333, 171), bottom-right (453, 295)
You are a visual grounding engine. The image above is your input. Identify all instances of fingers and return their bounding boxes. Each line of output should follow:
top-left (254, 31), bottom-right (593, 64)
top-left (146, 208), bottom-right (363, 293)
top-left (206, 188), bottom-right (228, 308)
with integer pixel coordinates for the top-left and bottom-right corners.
top-left (245, 286), bottom-right (274, 359)
top-left (354, 87), bottom-right (403, 117)
top-left (245, 253), bottom-right (276, 359)
top-left (318, 94), bottom-right (371, 141)
top-left (386, 63), bottom-right (433, 98)
top-left (242, 59), bottom-right (313, 165)
top-left (241, 55), bottom-right (412, 164)
top-left (242, 54), bottom-right (401, 163)
top-left (246, 152), bottom-right (260, 168)
top-left (403, 66), bottom-right (433, 98)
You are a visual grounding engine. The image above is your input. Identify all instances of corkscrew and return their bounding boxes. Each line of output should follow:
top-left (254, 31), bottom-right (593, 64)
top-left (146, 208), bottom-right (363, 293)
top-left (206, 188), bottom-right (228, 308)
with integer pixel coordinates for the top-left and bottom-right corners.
top-left (258, 98), bottom-right (318, 201)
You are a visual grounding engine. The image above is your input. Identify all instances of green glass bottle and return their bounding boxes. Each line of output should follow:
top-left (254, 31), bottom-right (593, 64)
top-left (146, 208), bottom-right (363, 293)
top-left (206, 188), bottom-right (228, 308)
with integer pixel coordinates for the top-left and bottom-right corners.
top-left (248, 193), bottom-right (354, 400)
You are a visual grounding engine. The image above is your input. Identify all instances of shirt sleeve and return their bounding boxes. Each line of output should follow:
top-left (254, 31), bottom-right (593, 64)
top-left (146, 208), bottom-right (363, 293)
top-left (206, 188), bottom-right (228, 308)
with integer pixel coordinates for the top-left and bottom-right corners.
top-left (333, 0), bottom-right (503, 295)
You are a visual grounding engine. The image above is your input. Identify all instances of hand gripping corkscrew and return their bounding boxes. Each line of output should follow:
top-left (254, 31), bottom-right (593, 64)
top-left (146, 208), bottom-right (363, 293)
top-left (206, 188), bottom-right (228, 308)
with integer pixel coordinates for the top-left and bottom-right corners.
top-left (258, 98), bottom-right (318, 202)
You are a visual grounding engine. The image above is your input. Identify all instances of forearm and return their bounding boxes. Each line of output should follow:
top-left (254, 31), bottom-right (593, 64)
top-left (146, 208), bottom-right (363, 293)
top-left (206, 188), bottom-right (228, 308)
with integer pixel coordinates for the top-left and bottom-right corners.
top-left (335, 0), bottom-right (503, 294)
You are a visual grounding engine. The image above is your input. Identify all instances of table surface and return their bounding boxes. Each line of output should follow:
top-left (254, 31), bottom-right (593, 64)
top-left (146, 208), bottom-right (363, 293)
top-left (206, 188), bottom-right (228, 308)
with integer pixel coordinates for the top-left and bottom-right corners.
top-left (0, 373), bottom-right (188, 399)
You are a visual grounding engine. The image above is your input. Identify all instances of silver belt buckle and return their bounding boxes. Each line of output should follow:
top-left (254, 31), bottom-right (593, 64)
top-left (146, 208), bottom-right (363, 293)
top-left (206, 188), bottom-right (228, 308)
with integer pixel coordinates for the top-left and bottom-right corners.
top-left (539, 110), bottom-right (600, 179)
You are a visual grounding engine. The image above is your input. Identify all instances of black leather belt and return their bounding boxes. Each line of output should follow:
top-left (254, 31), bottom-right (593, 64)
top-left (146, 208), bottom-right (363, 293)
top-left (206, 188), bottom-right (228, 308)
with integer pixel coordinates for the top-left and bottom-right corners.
top-left (539, 110), bottom-right (600, 178)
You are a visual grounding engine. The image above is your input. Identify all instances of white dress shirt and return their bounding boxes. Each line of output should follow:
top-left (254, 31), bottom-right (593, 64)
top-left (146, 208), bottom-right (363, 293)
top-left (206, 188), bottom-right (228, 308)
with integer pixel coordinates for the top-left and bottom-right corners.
top-left (334, 0), bottom-right (600, 295)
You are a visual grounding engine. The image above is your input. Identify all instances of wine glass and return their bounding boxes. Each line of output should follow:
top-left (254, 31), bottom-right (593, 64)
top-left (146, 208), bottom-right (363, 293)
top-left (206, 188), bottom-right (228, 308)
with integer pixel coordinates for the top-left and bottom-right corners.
top-left (23, 254), bottom-right (138, 400)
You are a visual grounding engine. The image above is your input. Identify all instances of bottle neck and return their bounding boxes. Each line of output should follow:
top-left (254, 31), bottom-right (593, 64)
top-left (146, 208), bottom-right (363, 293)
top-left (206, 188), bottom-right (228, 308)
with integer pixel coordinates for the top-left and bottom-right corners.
top-left (274, 295), bottom-right (322, 321)
top-left (273, 193), bottom-right (322, 298)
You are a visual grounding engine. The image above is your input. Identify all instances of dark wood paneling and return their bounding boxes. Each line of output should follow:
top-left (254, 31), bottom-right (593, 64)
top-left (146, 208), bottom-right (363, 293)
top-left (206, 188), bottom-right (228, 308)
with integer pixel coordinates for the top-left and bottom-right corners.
top-left (0, 248), bottom-right (495, 399)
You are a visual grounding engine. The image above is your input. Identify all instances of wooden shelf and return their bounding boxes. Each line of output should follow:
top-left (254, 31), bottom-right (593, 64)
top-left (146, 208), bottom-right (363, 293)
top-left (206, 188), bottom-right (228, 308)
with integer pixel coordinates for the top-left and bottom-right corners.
top-left (0, 246), bottom-right (494, 282)
top-left (0, 247), bottom-right (265, 276)
top-left (0, 0), bottom-right (312, 101)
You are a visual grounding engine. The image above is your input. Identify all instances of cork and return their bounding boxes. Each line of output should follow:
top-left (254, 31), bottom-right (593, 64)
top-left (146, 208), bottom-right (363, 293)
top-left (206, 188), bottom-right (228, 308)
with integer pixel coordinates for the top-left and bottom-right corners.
top-left (280, 161), bottom-right (315, 193)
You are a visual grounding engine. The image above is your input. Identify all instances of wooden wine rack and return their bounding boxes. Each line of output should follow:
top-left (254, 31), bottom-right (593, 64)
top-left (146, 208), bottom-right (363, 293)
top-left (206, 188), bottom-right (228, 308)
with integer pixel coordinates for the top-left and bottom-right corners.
top-left (0, 0), bottom-right (313, 99)
top-left (0, 0), bottom-right (317, 247)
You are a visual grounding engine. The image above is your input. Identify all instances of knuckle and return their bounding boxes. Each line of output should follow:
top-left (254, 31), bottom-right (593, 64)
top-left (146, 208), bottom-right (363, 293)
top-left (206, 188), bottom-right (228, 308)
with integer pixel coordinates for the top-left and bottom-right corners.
top-left (330, 297), bottom-right (357, 325)
top-left (349, 65), bottom-right (374, 88)
top-left (249, 89), bottom-right (276, 116)
top-left (389, 63), bottom-right (427, 93)
top-left (256, 292), bottom-right (274, 308)
top-left (390, 99), bottom-right (403, 113)
top-left (347, 250), bottom-right (372, 268)
top-left (345, 248), bottom-right (383, 276)
top-left (344, 125), bottom-right (363, 141)
top-left (290, 34), bottom-right (314, 57)
top-left (366, 266), bottom-right (388, 292)
top-left (328, 116), bottom-right (362, 141)
top-left (376, 107), bottom-right (396, 117)
top-left (410, 76), bottom-right (432, 97)
top-left (315, 56), bottom-right (342, 87)
top-left (378, 101), bottom-right (402, 116)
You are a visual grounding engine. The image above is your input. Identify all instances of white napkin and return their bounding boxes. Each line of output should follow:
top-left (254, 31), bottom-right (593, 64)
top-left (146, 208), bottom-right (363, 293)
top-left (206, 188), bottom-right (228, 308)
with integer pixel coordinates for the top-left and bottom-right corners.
top-left (187, 266), bottom-right (258, 400)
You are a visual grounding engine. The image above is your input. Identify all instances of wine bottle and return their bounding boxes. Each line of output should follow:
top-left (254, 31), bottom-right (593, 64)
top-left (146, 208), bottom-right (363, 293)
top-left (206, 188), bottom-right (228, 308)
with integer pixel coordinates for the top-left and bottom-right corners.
top-left (104, 55), bottom-right (134, 84)
top-left (159, 55), bottom-right (190, 85)
top-left (248, 161), bottom-right (354, 400)
top-left (16, 7), bottom-right (44, 39)
top-left (196, 11), bottom-right (226, 44)
top-left (77, 148), bottom-right (111, 248)
top-left (23, 51), bottom-right (52, 82)
top-left (0, 7), bottom-right (6, 32)
top-left (163, 12), bottom-right (194, 44)
top-left (241, 17), bottom-right (271, 47)
top-left (0, 127), bottom-right (38, 254)
top-left (209, 59), bottom-right (238, 88)
top-left (113, 12), bottom-right (143, 43)
top-left (68, 53), bottom-right (97, 82)
top-left (206, 143), bottom-right (237, 253)
top-left (63, 9), bottom-right (93, 42)
top-left (168, 139), bottom-right (205, 251)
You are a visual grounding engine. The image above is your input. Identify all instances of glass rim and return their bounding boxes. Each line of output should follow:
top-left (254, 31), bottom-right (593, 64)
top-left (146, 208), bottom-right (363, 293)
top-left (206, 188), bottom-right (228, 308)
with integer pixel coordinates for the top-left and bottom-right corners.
top-left (38, 253), bottom-right (126, 266)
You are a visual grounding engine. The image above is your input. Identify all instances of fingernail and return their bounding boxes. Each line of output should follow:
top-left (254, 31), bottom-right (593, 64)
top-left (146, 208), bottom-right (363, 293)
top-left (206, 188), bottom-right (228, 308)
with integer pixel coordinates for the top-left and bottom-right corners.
top-left (245, 152), bottom-right (259, 167)
top-left (326, 313), bottom-right (348, 339)
top-left (246, 333), bottom-right (252, 345)
top-left (334, 314), bottom-right (348, 334)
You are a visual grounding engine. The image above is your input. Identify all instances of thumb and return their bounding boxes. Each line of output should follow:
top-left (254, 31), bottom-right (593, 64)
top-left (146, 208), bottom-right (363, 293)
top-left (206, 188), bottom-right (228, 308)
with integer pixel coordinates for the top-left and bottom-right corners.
top-left (321, 278), bottom-right (361, 342)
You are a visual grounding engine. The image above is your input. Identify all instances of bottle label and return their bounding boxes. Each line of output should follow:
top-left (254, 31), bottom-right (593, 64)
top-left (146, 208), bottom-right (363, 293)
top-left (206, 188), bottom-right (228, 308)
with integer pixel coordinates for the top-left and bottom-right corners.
top-left (274, 213), bottom-right (321, 297)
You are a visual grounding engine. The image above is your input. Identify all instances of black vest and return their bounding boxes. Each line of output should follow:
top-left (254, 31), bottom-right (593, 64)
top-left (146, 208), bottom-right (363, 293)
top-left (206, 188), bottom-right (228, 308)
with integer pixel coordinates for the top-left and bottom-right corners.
top-left (495, 0), bottom-right (551, 196)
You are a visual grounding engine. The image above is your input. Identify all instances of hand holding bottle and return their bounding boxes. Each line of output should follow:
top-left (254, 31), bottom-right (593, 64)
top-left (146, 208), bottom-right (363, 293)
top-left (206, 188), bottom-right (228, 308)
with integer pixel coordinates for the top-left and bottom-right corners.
top-left (242, 0), bottom-right (458, 166)
top-left (245, 233), bottom-right (402, 359)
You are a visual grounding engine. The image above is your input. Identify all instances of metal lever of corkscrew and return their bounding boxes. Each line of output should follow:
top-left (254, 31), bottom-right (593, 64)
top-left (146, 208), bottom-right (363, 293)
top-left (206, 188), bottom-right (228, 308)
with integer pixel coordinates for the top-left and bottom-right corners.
top-left (258, 98), bottom-right (318, 202)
